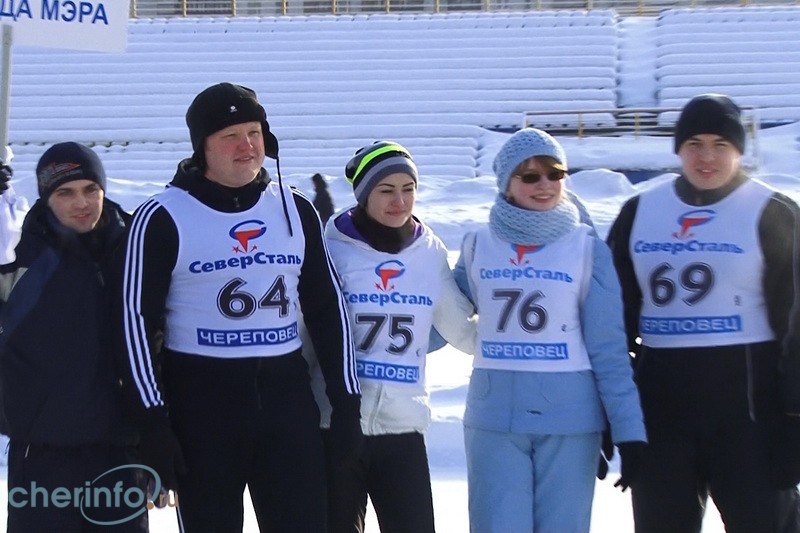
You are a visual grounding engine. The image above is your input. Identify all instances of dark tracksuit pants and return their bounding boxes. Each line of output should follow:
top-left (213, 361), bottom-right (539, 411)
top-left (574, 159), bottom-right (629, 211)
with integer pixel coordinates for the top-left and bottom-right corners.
top-left (633, 420), bottom-right (800, 533)
top-left (163, 351), bottom-right (327, 533)
top-left (325, 431), bottom-right (435, 533)
top-left (7, 442), bottom-right (148, 533)
top-left (632, 345), bottom-right (800, 533)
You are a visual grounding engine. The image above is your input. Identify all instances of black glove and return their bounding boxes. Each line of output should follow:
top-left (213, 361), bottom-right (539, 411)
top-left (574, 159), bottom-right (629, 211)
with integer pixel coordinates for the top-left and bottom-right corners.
top-left (328, 396), bottom-right (364, 469)
top-left (0, 163), bottom-right (12, 193)
top-left (615, 441), bottom-right (646, 492)
top-left (770, 414), bottom-right (800, 489)
top-left (596, 427), bottom-right (614, 480)
top-left (137, 412), bottom-right (187, 492)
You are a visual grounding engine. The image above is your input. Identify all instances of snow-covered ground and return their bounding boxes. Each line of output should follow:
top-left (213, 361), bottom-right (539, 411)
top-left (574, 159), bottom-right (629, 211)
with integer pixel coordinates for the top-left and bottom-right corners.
top-left (3, 121), bottom-right (799, 530)
top-left (0, 7), bottom-right (799, 532)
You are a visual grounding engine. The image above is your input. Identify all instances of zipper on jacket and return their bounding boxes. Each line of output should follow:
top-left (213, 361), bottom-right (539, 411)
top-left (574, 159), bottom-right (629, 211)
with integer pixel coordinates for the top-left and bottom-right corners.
top-left (746, 346), bottom-right (756, 422)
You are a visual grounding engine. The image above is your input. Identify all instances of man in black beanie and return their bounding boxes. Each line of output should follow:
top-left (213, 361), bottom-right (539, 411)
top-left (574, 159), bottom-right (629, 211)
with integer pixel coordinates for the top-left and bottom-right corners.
top-left (607, 93), bottom-right (800, 532)
top-left (185, 82), bottom-right (279, 169)
top-left (117, 82), bottom-right (361, 532)
top-left (673, 93), bottom-right (746, 157)
top-left (0, 142), bottom-right (147, 531)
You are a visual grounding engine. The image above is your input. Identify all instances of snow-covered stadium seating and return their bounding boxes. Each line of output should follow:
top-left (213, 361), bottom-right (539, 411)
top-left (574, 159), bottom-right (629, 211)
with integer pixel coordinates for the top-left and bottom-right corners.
top-left (5, 10), bottom-right (619, 185)
top-left (8, 10), bottom-right (619, 144)
top-left (4, 124), bottom-right (489, 207)
top-left (655, 6), bottom-right (800, 124)
top-left (4, 6), bottom-right (800, 188)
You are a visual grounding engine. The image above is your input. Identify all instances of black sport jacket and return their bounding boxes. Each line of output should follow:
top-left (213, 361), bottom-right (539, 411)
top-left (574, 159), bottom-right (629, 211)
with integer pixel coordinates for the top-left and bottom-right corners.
top-left (118, 160), bottom-right (360, 423)
top-left (0, 199), bottom-right (131, 445)
top-left (607, 173), bottom-right (800, 420)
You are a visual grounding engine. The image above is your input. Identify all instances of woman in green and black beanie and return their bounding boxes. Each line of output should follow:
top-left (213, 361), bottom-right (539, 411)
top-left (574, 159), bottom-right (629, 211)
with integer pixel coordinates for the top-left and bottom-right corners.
top-left (304, 141), bottom-right (477, 533)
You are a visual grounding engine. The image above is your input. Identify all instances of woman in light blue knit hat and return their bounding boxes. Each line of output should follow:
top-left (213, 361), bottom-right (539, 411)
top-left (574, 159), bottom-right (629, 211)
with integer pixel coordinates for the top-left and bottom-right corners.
top-left (453, 128), bottom-right (647, 533)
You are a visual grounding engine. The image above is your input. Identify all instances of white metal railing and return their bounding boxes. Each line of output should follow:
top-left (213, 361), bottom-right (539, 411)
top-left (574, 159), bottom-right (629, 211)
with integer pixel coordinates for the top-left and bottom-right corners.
top-left (523, 106), bottom-right (759, 135)
top-left (129, 0), bottom-right (800, 17)
top-left (523, 105), bottom-right (761, 165)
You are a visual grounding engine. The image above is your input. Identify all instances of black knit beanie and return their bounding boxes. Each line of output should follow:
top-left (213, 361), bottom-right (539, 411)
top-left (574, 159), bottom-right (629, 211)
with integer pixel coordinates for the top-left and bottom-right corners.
top-left (36, 142), bottom-right (106, 201)
top-left (674, 94), bottom-right (746, 154)
top-left (186, 82), bottom-right (279, 164)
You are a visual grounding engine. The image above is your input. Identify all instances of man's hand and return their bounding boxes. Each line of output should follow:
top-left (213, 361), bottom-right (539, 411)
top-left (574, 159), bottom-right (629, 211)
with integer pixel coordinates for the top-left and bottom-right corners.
top-left (137, 412), bottom-right (187, 492)
top-left (771, 414), bottom-right (800, 489)
top-left (328, 396), bottom-right (364, 468)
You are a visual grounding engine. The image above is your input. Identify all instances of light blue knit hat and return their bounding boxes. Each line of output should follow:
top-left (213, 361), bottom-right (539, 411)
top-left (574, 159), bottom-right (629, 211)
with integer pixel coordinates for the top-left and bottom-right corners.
top-left (493, 128), bottom-right (567, 193)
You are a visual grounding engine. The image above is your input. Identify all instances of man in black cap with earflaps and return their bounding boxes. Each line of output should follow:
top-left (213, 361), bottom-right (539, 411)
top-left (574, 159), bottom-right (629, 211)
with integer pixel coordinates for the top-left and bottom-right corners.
top-left (0, 142), bottom-right (148, 531)
top-left (607, 93), bottom-right (800, 532)
top-left (118, 82), bottom-right (362, 532)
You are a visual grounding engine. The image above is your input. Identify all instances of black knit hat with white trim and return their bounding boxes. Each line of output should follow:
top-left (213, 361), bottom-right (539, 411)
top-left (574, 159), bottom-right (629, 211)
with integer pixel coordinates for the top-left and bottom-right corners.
top-left (186, 82), bottom-right (279, 165)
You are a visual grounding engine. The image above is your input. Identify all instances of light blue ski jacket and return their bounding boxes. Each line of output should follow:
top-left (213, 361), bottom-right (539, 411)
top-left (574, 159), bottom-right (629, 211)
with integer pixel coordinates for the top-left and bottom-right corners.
top-left (454, 232), bottom-right (646, 444)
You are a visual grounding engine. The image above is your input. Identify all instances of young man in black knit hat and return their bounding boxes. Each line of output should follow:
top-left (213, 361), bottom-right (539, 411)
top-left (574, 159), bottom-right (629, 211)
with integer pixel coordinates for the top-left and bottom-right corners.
top-left (607, 93), bottom-right (800, 532)
top-left (117, 82), bottom-right (361, 532)
top-left (0, 142), bottom-right (148, 532)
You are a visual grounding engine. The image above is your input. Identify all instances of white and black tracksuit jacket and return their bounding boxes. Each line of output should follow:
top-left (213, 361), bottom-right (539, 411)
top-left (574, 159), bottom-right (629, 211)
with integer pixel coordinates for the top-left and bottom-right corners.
top-left (119, 160), bottom-right (360, 424)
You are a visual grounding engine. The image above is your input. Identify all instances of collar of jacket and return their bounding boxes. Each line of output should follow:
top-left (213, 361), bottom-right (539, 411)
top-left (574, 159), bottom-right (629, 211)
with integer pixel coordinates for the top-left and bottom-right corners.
top-left (674, 171), bottom-right (748, 206)
top-left (343, 205), bottom-right (421, 254)
top-left (18, 198), bottom-right (129, 261)
top-left (169, 158), bottom-right (269, 213)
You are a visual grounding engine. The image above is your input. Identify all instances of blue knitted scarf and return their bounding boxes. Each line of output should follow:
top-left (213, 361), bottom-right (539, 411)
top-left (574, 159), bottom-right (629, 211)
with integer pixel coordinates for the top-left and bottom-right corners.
top-left (489, 194), bottom-right (580, 246)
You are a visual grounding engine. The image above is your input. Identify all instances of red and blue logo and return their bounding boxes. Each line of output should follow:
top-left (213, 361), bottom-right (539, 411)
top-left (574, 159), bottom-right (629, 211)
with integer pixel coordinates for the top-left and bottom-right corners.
top-left (510, 243), bottom-right (543, 266)
top-left (229, 219), bottom-right (267, 253)
top-left (375, 260), bottom-right (405, 291)
top-left (673, 209), bottom-right (715, 239)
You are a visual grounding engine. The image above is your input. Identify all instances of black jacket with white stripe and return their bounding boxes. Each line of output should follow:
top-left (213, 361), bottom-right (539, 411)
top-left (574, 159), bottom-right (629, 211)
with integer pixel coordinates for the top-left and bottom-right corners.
top-left (117, 160), bottom-right (360, 424)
